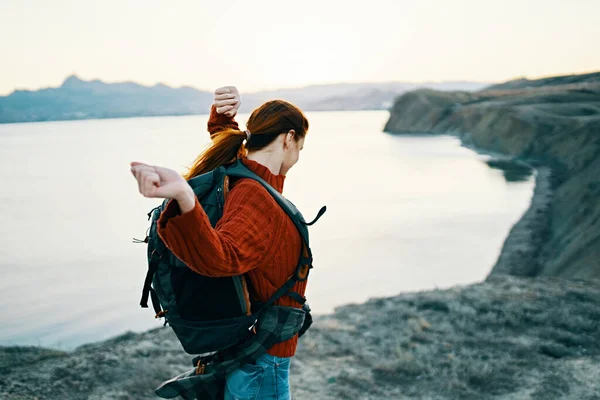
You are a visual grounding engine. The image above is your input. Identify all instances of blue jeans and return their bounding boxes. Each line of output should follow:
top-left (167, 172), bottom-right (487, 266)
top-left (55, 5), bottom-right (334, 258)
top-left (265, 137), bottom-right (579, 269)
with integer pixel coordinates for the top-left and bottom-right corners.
top-left (224, 353), bottom-right (291, 400)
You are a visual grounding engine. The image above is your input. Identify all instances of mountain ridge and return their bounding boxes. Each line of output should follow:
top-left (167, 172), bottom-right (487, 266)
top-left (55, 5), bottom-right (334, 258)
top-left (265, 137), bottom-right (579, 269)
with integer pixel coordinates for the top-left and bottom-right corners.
top-left (0, 75), bottom-right (489, 124)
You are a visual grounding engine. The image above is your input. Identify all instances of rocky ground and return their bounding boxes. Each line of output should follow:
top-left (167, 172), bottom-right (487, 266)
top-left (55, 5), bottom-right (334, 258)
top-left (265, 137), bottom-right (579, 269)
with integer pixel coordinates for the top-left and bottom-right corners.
top-left (2, 275), bottom-right (600, 399)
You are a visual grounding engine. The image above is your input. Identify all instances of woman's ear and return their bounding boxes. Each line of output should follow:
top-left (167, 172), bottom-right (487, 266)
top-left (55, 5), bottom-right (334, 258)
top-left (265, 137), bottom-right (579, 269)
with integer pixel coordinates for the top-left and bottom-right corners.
top-left (284, 129), bottom-right (296, 148)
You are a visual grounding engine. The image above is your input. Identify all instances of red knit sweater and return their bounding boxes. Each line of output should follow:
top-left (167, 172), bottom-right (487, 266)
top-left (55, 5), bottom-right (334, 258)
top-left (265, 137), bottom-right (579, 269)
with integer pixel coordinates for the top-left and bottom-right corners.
top-left (156, 106), bottom-right (306, 357)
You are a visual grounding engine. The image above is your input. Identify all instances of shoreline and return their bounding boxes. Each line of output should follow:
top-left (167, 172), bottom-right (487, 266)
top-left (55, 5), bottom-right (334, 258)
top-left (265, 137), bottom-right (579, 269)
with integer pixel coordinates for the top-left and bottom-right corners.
top-left (0, 108), bottom-right (390, 126)
top-left (400, 130), bottom-right (558, 279)
top-left (386, 129), bottom-right (550, 281)
top-left (448, 132), bottom-right (557, 279)
top-left (487, 166), bottom-right (554, 278)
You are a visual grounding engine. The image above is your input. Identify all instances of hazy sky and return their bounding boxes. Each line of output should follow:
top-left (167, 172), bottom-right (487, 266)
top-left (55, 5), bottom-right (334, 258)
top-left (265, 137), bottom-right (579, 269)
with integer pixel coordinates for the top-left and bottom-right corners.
top-left (1, 0), bottom-right (598, 95)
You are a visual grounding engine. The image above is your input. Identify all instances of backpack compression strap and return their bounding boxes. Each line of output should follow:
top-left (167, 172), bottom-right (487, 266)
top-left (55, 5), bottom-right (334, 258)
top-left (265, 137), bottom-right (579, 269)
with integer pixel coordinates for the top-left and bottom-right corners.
top-left (154, 305), bottom-right (306, 399)
top-left (140, 203), bottom-right (168, 317)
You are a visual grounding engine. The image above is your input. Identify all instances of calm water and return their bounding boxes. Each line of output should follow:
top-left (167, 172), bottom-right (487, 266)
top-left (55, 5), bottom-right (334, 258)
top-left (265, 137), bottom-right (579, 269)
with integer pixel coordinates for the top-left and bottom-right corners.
top-left (0, 111), bottom-right (534, 349)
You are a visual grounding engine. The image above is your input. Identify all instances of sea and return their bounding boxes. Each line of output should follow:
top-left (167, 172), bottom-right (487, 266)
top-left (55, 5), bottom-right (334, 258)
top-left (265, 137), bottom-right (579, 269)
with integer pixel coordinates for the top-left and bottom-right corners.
top-left (0, 110), bottom-right (534, 350)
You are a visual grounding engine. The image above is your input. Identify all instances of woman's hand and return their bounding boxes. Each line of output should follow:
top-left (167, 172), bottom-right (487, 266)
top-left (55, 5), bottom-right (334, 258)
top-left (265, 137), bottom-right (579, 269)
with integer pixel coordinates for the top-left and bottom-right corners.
top-left (130, 161), bottom-right (192, 201)
top-left (214, 86), bottom-right (241, 117)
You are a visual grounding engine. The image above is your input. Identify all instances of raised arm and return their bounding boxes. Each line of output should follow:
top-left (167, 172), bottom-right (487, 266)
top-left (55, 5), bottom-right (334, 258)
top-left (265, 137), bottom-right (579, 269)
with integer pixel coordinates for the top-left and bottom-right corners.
top-left (208, 104), bottom-right (239, 136)
top-left (208, 86), bottom-right (241, 137)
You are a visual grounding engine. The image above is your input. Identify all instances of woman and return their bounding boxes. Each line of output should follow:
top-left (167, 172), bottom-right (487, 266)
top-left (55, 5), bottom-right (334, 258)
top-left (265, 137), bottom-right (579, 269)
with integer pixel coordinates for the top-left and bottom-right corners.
top-left (130, 86), bottom-right (309, 400)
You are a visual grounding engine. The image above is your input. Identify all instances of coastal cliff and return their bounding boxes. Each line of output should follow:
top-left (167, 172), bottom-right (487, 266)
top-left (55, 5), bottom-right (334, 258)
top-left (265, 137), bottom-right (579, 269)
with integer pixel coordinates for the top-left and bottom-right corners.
top-left (384, 72), bottom-right (600, 280)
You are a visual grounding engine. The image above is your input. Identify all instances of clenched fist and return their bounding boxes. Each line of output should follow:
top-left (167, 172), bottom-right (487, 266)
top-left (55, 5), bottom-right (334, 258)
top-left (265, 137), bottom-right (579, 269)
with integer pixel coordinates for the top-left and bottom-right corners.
top-left (214, 86), bottom-right (241, 117)
top-left (130, 162), bottom-right (191, 200)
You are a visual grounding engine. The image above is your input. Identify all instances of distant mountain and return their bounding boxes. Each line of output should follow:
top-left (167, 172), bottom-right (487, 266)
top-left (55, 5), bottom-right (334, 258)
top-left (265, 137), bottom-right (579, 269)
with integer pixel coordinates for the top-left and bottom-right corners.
top-left (0, 75), bottom-right (214, 124)
top-left (243, 81), bottom-right (489, 112)
top-left (0, 75), bottom-right (489, 124)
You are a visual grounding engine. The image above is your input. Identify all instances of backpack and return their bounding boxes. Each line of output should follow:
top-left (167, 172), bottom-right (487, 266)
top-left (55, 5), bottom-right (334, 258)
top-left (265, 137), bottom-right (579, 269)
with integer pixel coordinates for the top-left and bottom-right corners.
top-left (135, 158), bottom-right (326, 355)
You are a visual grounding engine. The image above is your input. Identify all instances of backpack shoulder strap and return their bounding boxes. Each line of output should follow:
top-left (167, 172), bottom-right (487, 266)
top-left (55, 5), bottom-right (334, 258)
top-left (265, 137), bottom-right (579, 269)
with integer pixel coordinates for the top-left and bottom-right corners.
top-left (225, 159), bottom-right (323, 245)
top-left (225, 159), bottom-right (326, 311)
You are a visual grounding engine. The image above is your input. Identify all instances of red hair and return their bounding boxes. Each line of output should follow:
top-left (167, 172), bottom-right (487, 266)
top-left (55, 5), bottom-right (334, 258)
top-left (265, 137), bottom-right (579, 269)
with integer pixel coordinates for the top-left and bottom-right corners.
top-left (183, 100), bottom-right (309, 180)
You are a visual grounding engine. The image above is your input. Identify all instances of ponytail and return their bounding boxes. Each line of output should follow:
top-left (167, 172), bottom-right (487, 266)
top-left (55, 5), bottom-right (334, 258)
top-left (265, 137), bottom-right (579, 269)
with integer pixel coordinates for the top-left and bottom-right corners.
top-left (182, 128), bottom-right (247, 180)
top-left (183, 99), bottom-right (308, 181)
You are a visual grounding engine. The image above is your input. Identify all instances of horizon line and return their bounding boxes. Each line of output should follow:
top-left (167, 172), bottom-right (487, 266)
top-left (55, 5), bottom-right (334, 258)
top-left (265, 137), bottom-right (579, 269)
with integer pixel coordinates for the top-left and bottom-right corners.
top-left (3, 68), bottom-right (600, 96)
top-left (4, 74), bottom-right (494, 96)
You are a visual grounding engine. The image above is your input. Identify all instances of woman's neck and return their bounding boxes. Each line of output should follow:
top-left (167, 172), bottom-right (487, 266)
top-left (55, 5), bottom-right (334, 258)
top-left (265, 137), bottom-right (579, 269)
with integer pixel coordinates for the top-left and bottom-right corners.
top-left (246, 150), bottom-right (284, 176)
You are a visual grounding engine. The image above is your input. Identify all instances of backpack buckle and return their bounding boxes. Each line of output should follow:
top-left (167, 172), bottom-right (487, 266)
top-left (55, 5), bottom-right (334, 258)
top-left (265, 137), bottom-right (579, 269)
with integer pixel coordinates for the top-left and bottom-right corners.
top-left (249, 319), bottom-right (258, 335)
top-left (195, 360), bottom-right (206, 375)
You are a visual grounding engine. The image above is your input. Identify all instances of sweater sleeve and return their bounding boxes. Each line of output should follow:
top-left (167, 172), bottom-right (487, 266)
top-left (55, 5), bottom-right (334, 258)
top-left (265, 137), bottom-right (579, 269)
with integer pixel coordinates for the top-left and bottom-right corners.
top-left (207, 104), bottom-right (239, 137)
top-left (156, 180), bottom-right (285, 277)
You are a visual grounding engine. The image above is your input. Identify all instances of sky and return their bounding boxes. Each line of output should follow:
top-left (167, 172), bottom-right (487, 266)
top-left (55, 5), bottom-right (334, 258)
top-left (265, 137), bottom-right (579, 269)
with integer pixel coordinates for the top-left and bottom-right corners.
top-left (0, 0), bottom-right (598, 95)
